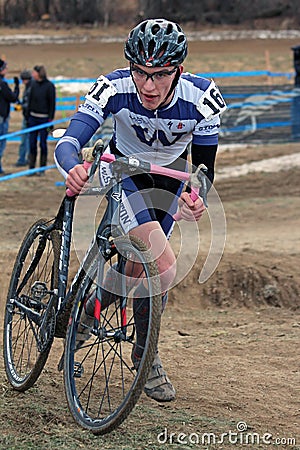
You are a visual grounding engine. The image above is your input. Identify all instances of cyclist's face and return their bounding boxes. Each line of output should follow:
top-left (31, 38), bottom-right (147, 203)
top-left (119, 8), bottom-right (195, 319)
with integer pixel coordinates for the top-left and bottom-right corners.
top-left (131, 64), bottom-right (183, 110)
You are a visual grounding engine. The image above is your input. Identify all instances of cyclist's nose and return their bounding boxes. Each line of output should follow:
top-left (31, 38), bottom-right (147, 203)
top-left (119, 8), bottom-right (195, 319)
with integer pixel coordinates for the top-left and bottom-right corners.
top-left (143, 77), bottom-right (156, 89)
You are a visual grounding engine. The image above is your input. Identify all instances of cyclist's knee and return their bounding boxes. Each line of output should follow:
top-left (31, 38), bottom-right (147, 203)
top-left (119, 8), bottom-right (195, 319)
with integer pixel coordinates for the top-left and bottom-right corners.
top-left (129, 221), bottom-right (176, 291)
top-left (159, 258), bottom-right (176, 292)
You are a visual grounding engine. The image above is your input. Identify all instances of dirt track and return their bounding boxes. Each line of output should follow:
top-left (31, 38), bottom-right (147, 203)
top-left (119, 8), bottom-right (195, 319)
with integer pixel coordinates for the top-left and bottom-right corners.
top-left (0, 31), bottom-right (300, 449)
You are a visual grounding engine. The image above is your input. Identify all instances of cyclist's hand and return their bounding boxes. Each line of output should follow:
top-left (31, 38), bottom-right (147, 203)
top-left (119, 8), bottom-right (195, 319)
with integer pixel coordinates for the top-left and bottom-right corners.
top-left (66, 164), bottom-right (89, 195)
top-left (178, 192), bottom-right (206, 221)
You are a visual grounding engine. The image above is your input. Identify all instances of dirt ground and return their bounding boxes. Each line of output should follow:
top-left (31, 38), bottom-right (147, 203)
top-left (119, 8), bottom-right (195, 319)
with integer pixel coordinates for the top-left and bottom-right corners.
top-left (0, 29), bottom-right (300, 449)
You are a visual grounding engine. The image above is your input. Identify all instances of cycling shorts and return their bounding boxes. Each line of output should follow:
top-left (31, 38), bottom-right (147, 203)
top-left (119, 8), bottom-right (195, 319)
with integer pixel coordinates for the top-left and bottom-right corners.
top-left (99, 145), bottom-right (187, 238)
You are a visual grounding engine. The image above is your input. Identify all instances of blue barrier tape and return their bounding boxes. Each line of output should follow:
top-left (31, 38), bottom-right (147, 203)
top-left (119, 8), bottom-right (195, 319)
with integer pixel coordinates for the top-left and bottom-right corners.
top-left (195, 70), bottom-right (294, 78)
top-left (227, 97), bottom-right (294, 109)
top-left (0, 117), bottom-right (70, 141)
top-left (7, 72), bottom-right (295, 83)
top-left (0, 165), bottom-right (56, 182)
top-left (223, 120), bottom-right (291, 133)
top-left (2, 136), bottom-right (62, 142)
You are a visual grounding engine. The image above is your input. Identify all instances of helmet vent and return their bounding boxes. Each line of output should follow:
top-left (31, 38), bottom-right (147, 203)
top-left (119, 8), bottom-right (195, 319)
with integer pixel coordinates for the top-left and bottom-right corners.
top-left (158, 42), bottom-right (168, 58)
top-left (138, 38), bottom-right (145, 57)
top-left (151, 24), bottom-right (160, 35)
top-left (166, 23), bottom-right (173, 35)
top-left (148, 39), bottom-right (155, 56)
top-left (140, 22), bottom-right (147, 33)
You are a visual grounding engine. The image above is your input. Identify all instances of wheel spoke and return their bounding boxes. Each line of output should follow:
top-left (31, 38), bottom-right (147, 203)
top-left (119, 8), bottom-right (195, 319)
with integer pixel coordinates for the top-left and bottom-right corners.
top-left (3, 219), bottom-right (60, 391)
top-left (64, 235), bottom-right (161, 434)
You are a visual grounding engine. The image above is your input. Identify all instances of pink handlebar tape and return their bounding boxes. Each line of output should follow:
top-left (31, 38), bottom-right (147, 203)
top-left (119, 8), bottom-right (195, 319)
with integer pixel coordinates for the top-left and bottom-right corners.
top-left (66, 153), bottom-right (199, 221)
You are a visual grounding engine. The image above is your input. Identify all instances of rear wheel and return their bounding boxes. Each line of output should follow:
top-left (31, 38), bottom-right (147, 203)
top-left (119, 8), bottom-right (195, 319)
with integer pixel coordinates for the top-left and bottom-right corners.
top-left (3, 219), bottom-right (61, 391)
top-left (64, 235), bottom-right (161, 434)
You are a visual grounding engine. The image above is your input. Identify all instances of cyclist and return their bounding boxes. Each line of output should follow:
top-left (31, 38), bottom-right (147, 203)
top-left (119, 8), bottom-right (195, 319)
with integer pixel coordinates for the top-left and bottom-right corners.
top-left (55, 18), bottom-right (227, 402)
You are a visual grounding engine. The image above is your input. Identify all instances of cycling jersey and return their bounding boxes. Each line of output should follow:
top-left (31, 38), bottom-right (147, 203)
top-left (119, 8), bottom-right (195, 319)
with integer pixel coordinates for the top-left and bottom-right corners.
top-left (55, 68), bottom-right (226, 235)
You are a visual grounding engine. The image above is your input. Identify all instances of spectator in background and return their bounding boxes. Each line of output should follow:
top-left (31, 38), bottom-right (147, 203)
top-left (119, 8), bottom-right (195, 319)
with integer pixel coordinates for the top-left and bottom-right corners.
top-left (0, 59), bottom-right (20, 175)
top-left (15, 69), bottom-right (32, 167)
top-left (27, 65), bottom-right (56, 172)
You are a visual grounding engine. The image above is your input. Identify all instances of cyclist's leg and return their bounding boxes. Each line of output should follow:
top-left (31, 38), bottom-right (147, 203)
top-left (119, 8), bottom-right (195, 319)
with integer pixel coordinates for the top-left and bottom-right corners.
top-left (129, 221), bottom-right (176, 292)
top-left (75, 261), bottom-right (122, 346)
top-left (122, 176), bottom-right (183, 402)
top-left (132, 279), bottom-right (175, 402)
top-left (128, 221), bottom-right (176, 402)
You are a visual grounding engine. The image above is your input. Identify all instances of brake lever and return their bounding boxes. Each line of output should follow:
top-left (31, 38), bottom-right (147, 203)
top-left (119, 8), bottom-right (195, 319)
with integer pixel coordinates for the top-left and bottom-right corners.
top-left (82, 139), bottom-right (105, 182)
top-left (173, 163), bottom-right (208, 221)
top-left (190, 164), bottom-right (208, 208)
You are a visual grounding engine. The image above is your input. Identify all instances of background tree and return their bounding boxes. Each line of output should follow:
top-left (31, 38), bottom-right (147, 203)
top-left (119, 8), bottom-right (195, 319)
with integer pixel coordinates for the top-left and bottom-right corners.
top-left (0, 0), bottom-right (299, 27)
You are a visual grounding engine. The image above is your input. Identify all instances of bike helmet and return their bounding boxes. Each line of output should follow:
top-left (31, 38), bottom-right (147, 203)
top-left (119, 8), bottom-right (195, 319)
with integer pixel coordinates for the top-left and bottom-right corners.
top-left (124, 18), bottom-right (187, 67)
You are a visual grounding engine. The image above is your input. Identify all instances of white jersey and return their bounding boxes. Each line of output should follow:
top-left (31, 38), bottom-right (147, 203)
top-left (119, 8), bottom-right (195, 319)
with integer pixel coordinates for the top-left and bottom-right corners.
top-left (78, 68), bottom-right (225, 166)
top-left (54, 68), bottom-right (226, 235)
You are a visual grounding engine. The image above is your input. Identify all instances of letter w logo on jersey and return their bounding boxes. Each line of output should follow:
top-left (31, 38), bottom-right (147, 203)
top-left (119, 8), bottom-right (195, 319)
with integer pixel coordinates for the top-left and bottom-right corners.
top-left (132, 124), bottom-right (187, 147)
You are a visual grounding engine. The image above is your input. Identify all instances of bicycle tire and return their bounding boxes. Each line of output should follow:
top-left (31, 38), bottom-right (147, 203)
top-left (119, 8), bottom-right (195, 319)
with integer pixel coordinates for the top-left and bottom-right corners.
top-left (64, 235), bottom-right (161, 434)
top-left (3, 218), bottom-right (61, 391)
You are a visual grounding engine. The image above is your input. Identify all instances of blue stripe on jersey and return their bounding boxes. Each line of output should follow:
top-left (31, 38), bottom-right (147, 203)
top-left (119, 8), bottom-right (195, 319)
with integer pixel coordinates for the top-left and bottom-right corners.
top-left (55, 116), bottom-right (100, 174)
top-left (193, 132), bottom-right (219, 146)
top-left (55, 139), bottom-right (81, 174)
top-left (181, 72), bottom-right (212, 91)
top-left (111, 92), bottom-right (155, 119)
top-left (158, 96), bottom-right (200, 120)
top-left (106, 68), bottom-right (131, 81)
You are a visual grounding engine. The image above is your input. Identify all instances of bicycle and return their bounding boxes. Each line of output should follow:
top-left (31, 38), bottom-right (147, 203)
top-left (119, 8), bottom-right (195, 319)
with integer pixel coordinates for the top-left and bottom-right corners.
top-left (3, 139), bottom-right (208, 434)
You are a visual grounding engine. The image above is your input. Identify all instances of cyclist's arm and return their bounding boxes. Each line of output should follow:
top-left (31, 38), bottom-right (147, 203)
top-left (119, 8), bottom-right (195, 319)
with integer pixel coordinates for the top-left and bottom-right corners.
top-left (191, 143), bottom-right (218, 185)
top-left (177, 142), bottom-right (217, 221)
top-left (55, 114), bottom-right (100, 177)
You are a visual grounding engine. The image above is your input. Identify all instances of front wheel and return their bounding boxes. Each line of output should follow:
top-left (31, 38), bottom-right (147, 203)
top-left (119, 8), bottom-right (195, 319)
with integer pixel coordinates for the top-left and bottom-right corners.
top-left (3, 219), bottom-right (61, 391)
top-left (64, 235), bottom-right (161, 434)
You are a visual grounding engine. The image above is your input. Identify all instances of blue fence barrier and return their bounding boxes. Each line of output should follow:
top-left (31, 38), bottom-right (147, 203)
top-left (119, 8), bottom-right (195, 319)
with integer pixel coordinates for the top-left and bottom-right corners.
top-left (3, 73), bottom-right (299, 148)
top-left (6, 70), bottom-right (296, 85)
top-left (0, 118), bottom-right (70, 141)
top-left (0, 165), bottom-right (56, 181)
top-left (220, 84), bottom-right (300, 143)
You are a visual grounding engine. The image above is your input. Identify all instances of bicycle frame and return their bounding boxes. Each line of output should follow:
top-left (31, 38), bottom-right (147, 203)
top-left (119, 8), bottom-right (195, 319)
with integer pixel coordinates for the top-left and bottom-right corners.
top-left (59, 148), bottom-right (208, 308)
top-left (13, 145), bottom-right (208, 340)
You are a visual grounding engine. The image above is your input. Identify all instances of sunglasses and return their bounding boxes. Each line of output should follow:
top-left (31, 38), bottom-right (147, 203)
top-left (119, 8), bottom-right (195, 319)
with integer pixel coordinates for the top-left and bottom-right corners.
top-left (131, 65), bottom-right (178, 83)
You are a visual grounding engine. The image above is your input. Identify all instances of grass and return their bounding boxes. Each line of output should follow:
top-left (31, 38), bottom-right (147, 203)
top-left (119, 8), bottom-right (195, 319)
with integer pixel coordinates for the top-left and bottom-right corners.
top-left (0, 397), bottom-right (238, 449)
top-left (0, 370), bottom-right (240, 450)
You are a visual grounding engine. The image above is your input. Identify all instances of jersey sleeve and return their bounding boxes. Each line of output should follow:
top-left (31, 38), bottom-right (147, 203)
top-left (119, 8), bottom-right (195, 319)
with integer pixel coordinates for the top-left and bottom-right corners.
top-left (193, 79), bottom-right (227, 146)
top-left (54, 75), bottom-right (118, 177)
top-left (54, 115), bottom-right (100, 177)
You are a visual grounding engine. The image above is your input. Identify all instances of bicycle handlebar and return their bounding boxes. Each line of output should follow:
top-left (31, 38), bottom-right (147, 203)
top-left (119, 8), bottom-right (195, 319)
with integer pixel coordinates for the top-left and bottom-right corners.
top-left (66, 140), bottom-right (208, 220)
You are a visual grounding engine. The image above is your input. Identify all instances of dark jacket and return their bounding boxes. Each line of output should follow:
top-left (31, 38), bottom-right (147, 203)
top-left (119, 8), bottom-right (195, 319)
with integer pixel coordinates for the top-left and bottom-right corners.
top-left (28, 78), bottom-right (56, 121)
top-left (0, 75), bottom-right (19, 119)
top-left (22, 79), bottom-right (32, 118)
